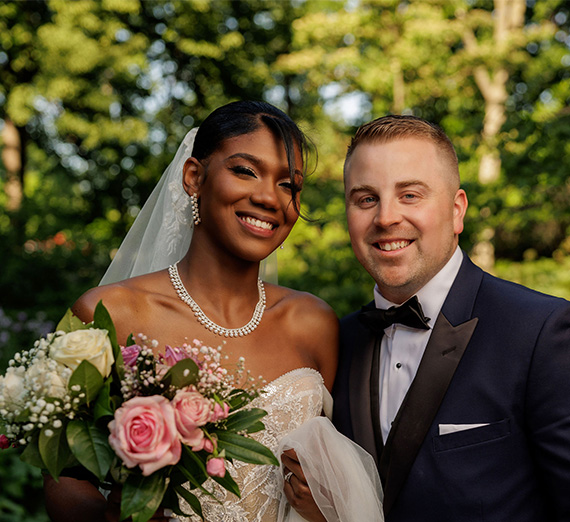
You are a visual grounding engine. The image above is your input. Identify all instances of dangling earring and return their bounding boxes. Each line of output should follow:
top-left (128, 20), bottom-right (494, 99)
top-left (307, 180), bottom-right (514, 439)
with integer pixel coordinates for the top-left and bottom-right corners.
top-left (191, 193), bottom-right (201, 226)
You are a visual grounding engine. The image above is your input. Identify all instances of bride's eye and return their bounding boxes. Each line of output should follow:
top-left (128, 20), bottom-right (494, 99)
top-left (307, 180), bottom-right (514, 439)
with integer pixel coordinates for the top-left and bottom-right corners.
top-left (230, 165), bottom-right (256, 177)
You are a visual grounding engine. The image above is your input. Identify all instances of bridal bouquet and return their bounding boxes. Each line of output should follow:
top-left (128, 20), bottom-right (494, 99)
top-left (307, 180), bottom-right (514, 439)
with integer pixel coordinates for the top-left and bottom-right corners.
top-left (0, 302), bottom-right (277, 522)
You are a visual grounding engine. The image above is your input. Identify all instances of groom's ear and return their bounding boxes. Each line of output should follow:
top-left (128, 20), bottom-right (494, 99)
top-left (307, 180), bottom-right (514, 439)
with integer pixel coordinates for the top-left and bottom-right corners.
top-left (182, 157), bottom-right (205, 196)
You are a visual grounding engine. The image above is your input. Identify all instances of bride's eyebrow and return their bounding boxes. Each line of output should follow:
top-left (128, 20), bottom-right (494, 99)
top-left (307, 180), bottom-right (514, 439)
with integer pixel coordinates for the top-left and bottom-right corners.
top-left (225, 152), bottom-right (261, 165)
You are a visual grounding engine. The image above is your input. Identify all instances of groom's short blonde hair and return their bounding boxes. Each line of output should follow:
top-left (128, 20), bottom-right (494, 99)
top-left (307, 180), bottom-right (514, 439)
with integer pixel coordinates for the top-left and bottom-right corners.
top-left (344, 115), bottom-right (460, 189)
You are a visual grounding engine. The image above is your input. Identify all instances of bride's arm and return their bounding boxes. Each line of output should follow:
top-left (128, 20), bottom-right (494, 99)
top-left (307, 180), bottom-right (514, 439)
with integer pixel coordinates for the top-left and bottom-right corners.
top-left (44, 476), bottom-right (106, 522)
top-left (44, 476), bottom-right (173, 522)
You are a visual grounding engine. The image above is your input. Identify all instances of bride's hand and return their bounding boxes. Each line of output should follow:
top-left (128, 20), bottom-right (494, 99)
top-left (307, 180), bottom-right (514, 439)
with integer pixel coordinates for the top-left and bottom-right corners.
top-left (104, 485), bottom-right (175, 522)
top-left (281, 449), bottom-right (327, 522)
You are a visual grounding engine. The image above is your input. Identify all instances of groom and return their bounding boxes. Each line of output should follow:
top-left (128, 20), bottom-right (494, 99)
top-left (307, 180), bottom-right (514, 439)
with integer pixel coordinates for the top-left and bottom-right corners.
top-left (332, 115), bottom-right (570, 520)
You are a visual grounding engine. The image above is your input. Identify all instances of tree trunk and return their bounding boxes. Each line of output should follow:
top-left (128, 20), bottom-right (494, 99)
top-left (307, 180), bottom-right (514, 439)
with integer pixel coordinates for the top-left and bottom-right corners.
top-left (462, 0), bottom-right (526, 271)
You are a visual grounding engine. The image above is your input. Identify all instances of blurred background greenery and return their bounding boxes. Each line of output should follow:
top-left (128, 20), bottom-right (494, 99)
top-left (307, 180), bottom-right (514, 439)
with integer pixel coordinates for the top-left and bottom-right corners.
top-left (1, 0), bottom-right (569, 519)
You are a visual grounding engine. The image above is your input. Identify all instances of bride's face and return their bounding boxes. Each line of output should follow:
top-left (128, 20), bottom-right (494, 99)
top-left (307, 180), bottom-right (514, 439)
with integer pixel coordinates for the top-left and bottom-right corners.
top-left (189, 125), bottom-right (302, 262)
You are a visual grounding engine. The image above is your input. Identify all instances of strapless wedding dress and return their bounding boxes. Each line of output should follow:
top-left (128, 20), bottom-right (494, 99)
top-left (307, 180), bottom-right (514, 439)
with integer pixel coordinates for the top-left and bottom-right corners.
top-left (179, 368), bottom-right (383, 522)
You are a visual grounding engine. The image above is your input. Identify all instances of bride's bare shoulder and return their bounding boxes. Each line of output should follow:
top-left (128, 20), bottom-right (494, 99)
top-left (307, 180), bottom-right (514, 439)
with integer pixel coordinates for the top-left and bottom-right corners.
top-left (267, 284), bottom-right (339, 385)
top-left (71, 271), bottom-right (169, 324)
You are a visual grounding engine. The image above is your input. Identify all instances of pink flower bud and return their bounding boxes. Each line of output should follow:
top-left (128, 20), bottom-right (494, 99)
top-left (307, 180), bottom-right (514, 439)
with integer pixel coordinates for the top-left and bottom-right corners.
top-left (121, 345), bottom-right (141, 367)
top-left (206, 457), bottom-right (226, 478)
top-left (210, 402), bottom-right (230, 422)
top-left (192, 435), bottom-right (216, 453)
top-left (162, 345), bottom-right (190, 367)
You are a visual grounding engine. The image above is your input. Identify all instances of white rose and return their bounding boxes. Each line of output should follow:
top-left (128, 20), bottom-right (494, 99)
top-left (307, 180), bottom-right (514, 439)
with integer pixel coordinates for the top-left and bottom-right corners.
top-left (25, 359), bottom-right (69, 399)
top-left (50, 329), bottom-right (114, 377)
top-left (0, 368), bottom-right (27, 409)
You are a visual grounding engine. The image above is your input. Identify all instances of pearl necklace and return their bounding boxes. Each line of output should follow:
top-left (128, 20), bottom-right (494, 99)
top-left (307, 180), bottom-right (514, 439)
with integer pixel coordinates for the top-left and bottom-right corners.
top-left (168, 263), bottom-right (266, 338)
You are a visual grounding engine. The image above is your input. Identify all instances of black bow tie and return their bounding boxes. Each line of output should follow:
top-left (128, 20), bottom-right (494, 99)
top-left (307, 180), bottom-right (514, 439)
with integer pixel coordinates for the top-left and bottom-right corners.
top-left (359, 296), bottom-right (431, 334)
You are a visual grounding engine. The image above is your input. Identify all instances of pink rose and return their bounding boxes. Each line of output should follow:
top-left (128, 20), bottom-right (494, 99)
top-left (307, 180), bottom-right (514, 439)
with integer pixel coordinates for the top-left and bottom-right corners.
top-left (206, 457), bottom-right (226, 478)
top-left (210, 402), bottom-right (230, 422)
top-left (108, 396), bottom-right (181, 476)
top-left (192, 435), bottom-right (216, 453)
top-left (0, 435), bottom-right (10, 450)
top-left (121, 345), bottom-right (141, 367)
top-left (161, 345), bottom-right (190, 367)
top-left (171, 390), bottom-right (211, 446)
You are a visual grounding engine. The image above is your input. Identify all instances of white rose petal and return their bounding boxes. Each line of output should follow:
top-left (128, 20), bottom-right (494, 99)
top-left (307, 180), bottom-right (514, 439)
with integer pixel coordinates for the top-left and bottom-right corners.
top-left (50, 329), bottom-right (114, 377)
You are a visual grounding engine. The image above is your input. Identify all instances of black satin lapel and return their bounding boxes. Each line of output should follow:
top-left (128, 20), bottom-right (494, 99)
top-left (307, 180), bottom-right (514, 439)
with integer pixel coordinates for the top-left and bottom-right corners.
top-left (380, 314), bottom-right (479, 515)
top-left (370, 335), bottom-right (384, 461)
top-left (348, 331), bottom-right (380, 464)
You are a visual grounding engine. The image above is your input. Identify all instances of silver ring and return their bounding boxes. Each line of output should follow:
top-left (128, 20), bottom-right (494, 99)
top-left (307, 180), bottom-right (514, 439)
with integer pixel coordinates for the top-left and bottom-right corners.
top-left (284, 471), bottom-right (293, 483)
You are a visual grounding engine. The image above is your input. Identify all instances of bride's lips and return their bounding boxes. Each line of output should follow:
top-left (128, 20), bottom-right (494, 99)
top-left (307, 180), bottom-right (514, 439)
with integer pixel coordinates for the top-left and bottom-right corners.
top-left (237, 212), bottom-right (278, 237)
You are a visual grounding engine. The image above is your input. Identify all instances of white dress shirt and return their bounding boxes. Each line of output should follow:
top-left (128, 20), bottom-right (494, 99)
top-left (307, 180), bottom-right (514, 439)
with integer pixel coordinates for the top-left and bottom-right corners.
top-left (374, 247), bottom-right (463, 442)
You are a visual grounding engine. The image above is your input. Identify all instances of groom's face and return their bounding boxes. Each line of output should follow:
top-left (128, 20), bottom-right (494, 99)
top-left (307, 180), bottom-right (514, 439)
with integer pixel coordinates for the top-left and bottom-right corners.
top-left (344, 137), bottom-right (467, 304)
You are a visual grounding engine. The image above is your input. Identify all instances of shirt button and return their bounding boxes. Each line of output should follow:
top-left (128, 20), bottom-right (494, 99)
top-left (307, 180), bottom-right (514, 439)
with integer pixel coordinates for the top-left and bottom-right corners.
top-left (395, 362), bottom-right (402, 369)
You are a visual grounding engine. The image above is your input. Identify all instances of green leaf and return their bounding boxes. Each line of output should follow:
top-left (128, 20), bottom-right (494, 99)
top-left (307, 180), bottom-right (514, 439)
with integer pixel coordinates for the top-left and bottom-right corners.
top-left (121, 472), bottom-right (169, 522)
top-left (216, 432), bottom-right (279, 466)
top-left (68, 360), bottom-right (104, 404)
top-left (174, 484), bottom-right (204, 520)
top-left (161, 359), bottom-right (199, 389)
top-left (223, 408), bottom-right (267, 433)
top-left (179, 447), bottom-right (208, 487)
top-left (56, 308), bottom-right (90, 333)
top-left (94, 379), bottom-right (115, 420)
top-left (93, 301), bottom-right (123, 366)
top-left (211, 466), bottom-right (240, 498)
top-left (242, 421), bottom-right (265, 434)
top-left (39, 425), bottom-right (73, 479)
top-left (226, 389), bottom-right (257, 410)
top-left (66, 420), bottom-right (114, 482)
top-left (20, 433), bottom-right (45, 469)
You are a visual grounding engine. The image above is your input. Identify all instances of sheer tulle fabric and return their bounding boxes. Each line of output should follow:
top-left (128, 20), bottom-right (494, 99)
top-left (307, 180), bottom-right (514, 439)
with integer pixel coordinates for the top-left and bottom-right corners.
top-left (277, 417), bottom-right (384, 522)
top-left (100, 129), bottom-right (198, 285)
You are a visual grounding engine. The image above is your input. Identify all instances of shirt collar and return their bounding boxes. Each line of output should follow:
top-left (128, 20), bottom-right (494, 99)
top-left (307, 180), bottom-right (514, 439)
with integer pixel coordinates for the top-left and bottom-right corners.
top-left (373, 246), bottom-right (463, 328)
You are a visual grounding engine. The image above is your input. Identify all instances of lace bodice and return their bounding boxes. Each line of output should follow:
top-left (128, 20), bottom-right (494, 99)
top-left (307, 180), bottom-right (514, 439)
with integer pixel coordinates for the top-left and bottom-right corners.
top-left (179, 368), bottom-right (327, 522)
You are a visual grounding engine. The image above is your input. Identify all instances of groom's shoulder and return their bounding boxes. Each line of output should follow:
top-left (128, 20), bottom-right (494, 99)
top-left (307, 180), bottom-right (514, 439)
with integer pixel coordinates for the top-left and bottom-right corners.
top-left (339, 302), bottom-right (372, 341)
top-left (472, 261), bottom-right (569, 313)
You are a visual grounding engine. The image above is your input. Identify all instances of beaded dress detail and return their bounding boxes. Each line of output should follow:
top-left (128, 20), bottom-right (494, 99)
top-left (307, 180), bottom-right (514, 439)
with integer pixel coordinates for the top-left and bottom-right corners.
top-left (179, 368), bottom-right (326, 522)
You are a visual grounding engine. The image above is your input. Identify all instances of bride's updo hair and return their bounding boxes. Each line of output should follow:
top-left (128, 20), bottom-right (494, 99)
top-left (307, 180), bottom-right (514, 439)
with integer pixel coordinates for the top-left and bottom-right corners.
top-left (191, 101), bottom-right (311, 213)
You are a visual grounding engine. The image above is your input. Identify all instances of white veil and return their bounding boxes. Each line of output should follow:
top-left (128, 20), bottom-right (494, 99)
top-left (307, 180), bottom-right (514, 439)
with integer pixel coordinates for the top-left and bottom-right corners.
top-left (99, 129), bottom-right (277, 285)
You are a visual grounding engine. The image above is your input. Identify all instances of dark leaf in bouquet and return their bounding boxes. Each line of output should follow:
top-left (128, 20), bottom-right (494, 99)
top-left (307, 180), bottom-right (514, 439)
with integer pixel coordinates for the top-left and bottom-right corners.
top-left (68, 360), bottom-right (104, 404)
top-left (161, 359), bottom-right (199, 389)
top-left (20, 433), bottom-right (45, 469)
top-left (179, 445), bottom-right (208, 486)
top-left (56, 308), bottom-right (91, 333)
top-left (240, 420), bottom-right (265, 434)
top-left (211, 466), bottom-right (240, 498)
top-left (67, 420), bottom-right (114, 482)
top-left (94, 379), bottom-right (115, 420)
top-left (121, 472), bottom-right (169, 522)
top-left (226, 389), bottom-right (258, 411)
top-left (174, 484), bottom-right (204, 520)
top-left (93, 301), bottom-right (123, 375)
top-left (223, 408), bottom-right (267, 433)
top-left (39, 424), bottom-right (74, 479)
top-left (216, 432), bottom-right (279, 466)
top-left (126, 333), bottom-right (135, 346)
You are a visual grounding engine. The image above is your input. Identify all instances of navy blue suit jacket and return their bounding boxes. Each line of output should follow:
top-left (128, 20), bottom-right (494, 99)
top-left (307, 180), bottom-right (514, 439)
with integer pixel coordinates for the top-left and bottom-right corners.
top-left (333, 252), bottom-right (570, 521)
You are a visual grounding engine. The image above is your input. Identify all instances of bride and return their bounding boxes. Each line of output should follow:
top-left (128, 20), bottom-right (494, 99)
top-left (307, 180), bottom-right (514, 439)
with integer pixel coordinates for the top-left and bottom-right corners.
top-left (43, 101), bottom-right (382, 522)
